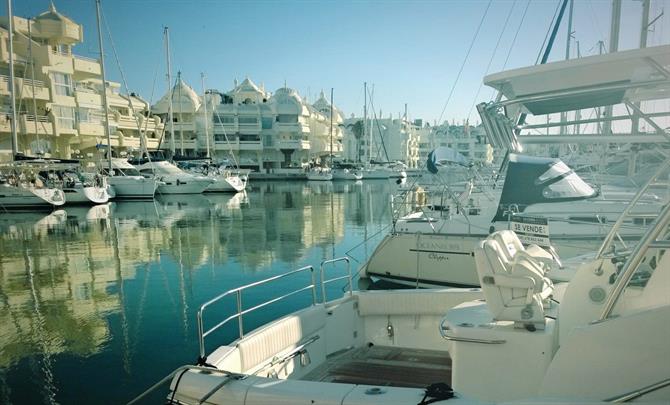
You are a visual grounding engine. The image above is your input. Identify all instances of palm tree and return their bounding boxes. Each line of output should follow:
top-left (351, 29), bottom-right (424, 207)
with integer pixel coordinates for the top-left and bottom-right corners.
top-left (347, 120), bottom-right (365, 163)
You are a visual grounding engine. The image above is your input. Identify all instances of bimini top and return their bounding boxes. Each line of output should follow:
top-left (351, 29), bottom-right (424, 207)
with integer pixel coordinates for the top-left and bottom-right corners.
top-left (493, 154), bottom-right (597, 221)
top-left (484, 44), bottom-right (670, 115)
top-left (426, 147), bottom-right (470, 173)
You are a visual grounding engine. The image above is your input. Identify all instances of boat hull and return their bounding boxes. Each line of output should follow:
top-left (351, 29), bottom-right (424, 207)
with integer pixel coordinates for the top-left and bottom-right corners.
top-left (63, 186), bottom-right (110, 205)
top-left (109, 176), bottom-right (157, 199)
top-left (205, 175), bottom-right (246, 192)
top-left (0, 184), bottom-right (65, 210)
top-left (156, 177), bottom-right (212, 194)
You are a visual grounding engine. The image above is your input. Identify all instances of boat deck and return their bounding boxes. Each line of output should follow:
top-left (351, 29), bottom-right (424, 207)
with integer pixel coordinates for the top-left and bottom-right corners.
top-left (301, 345), bottom-right (452, 388)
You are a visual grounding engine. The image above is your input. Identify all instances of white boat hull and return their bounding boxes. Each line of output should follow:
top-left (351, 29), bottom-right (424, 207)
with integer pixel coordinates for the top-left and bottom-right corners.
top-left (109, 175), bottom-right (157, 199)
top-left (331, 170), bottom-right (362, 180)
top-left (63, 186), bottom-right (110, 205)
top-left (306, 172), bottom-right (333, 181)
top-left (0, 184), bottom-right (65, 209)
top-left (361, 169), bottom-right (390, 179)
top-left (205, 175), bottom-right (247, 193)
top-left (156, 176), bottom-right (212, 194)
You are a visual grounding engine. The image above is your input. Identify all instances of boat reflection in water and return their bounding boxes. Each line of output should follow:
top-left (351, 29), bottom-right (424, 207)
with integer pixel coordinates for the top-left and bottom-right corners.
top-left (0, 181), bottom-right (400, 404)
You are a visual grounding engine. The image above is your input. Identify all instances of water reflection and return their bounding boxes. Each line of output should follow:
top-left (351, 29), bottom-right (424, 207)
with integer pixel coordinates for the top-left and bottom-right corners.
top-left (0, 180), bottom-right (396, 404)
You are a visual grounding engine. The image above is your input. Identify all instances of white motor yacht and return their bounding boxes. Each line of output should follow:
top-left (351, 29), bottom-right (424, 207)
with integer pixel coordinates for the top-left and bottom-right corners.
top-left (363, 153), bottom-right (663, 288)
top-left (331, 168), bottom-right (363, 181)
top-left (135, 160), bottom-right (213, 195)
top-left (360, 167), bottom-right (390, 179)
top-left (306, 167), bottom-right (333, 181)
top-left (131, 195), bottom-right (670, 404)
top-left (103, 158), bottom-right (159, 199)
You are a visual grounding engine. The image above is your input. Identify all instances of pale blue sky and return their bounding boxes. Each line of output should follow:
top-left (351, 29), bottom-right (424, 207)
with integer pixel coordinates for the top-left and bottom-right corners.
top-left (15, 0), bottom-right (670, 124)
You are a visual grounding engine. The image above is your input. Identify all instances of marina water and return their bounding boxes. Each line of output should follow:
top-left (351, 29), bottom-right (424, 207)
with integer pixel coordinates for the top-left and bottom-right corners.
top-left (0, 181), bottom-right (394, 404)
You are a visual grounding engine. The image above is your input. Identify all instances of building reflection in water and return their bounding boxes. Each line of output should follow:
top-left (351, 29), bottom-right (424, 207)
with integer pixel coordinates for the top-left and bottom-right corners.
top-left (0, 180), bottom-right (395, 404)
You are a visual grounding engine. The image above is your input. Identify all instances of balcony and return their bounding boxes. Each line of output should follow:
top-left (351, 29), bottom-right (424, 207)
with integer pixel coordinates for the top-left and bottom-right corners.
top-left (276, 139), bottom-right (310, 150)
top-left (48, 50), bottom-right (74, 74)
top-left (238, 140), bottom-right (262, 151)
top-left (20, 115), bottom-right (53, 135)
top-left (77, 121), bottom-right (104, 137)
top-left (75, 88), bottom-right (101, 106)
top-left (73, 56), bottom-right (101, 75)
top-left (0, 75), bottom-right (50, 100)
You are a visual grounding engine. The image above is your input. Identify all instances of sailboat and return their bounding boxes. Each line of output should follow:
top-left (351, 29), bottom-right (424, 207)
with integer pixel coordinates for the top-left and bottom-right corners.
top-left (196, 74), bottom-right (248, 193)
top-left (93, 0), bottom-right (158, 200)
top-left (133, 28), bottom-right (212, 195)
top-left (0, 0), bottom-right (65, 210)
top-left (359, 82), bottom-right (390, 180)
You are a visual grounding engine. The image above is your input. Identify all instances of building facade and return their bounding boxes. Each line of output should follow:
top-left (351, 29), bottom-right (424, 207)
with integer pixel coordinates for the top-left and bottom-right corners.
top-left (342, 115), bottom-right (421, 168)
top-left (154, 77), bottom-right (344, 172)
top-left (0, 4), bottom-right (163, 162)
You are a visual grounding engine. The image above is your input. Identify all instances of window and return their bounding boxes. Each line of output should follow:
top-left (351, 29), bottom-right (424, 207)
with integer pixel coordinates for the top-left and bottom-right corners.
top-left (276, 114), bottom-right (298, 123)
top-left (238, 116), bottom-right (258, 124)
top-left (53, 105), bottom-right (75, 129)
top-left (52, 73), bottom-right (73, 96)
top-left (261, 117), bottom-right (273, 129)
top-left (77, 107), bottom-right (103, 124)
top-left (213, 115), bottom-right (234, 124)
top-left (542, 172), bottom-right (596, 199)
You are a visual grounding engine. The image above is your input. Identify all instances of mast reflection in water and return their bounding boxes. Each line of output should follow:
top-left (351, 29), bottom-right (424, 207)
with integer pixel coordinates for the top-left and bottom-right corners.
top-left (0, 180), bottom-right (394, 404)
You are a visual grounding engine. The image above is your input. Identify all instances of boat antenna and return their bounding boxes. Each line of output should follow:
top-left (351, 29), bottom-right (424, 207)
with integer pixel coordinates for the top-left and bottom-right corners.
top-left (27, 17), bottom-right (41, 154)
top-left (6, 0), bottom-right (18, 160)
top-left (95, 0), bottom-right (113, 173)
top-left (164, 26), bottom-right (176, 159)
top-left (201, 73), bottom-right (210, 159)
top-left (329, 88), bottom-right (333, 167)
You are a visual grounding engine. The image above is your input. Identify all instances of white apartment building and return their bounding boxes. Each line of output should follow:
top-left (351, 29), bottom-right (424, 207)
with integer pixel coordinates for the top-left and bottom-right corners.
top-left (0, 4), bottom-right (163, 162)
top-left (154, 77), bottom-right (344, 172)
top-left (342, 115), bottom-right (421, 168)
top-left (417, 121), bottom-right (494, 165)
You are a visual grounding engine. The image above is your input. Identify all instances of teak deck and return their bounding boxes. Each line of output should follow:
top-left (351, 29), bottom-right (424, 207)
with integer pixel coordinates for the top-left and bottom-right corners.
top-left (301, 345), bottom-right (452, 388)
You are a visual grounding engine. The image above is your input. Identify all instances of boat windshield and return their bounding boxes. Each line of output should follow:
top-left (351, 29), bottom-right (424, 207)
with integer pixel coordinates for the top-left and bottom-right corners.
top-left (151, 162), bottom-right (184, 175)
top-left (538, 161), bottom-right (596, 199)
top-left (116, 167), bottom-right (141, 176)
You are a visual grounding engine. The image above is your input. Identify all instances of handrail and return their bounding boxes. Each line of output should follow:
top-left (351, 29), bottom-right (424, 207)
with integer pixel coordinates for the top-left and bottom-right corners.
top-left (126, 365), bottom-right (243, 405)
top-left (606, 377), bottom-right (670, 402)
top-left (197, 265), bottom-right (317, 361)
top-left (320, 257), bottom-right (352, 302)
top-left (596, 159), bottom-right (670, 259)
top-left (598, 203), bottom-right (670, 321)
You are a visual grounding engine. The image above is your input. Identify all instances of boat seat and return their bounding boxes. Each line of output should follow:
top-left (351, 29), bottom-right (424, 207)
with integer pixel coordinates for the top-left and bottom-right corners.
top-left (492, 230), bottom-right (555, 271)
top-left (236, 306), bottom-right (327, 373)
top-left (474, 237), bottom-right (553, 328)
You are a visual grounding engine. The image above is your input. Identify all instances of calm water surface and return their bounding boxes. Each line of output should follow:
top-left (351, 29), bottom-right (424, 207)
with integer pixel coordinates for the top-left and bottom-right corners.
top-left (0, 180), bottom-right (396, 404)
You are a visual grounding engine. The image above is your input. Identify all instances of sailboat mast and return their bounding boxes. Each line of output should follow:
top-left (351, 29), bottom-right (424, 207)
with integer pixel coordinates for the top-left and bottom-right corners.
top-left (329, 88), bottom-right (333, 167)
top-left (201, 73), bottom-right (210, 159)
top-left (28, 18), bottom-right (40, 146)
top-left (178, 71), bottom-right (184, 156)
top-left (6, 0), bottom-right (18, 158)
top-left (95, 0), bottom-right (112, 173)
top-left (363, 81), bottom-right (367, 165)
top-left (559, 0), bottom-right (574, 136)
top-left (164, 27), bottom-right (176, 157)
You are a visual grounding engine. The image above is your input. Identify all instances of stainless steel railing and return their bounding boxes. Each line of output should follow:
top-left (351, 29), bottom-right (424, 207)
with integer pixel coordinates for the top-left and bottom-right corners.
top-left (197, 257), bottom-right (355, 362)
top-left (320, 257), bottom-right (352, 303)
top-left (197, 265), bottom-right (317, 360)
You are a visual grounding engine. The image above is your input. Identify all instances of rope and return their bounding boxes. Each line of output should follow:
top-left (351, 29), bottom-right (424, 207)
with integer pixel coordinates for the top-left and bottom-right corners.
top-left (490, 0), bottom-right (531, 100)
top-left (467, 0), bottom-right (518, 122)
top-left (437, 0), bottom-right (492, 126)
